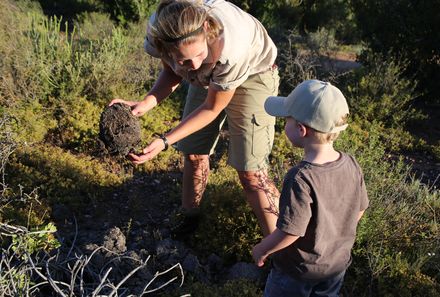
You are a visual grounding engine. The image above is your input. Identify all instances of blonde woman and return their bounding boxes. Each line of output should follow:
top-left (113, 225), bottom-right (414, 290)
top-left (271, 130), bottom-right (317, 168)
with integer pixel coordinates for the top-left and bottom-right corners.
top-left (111, 0), bottom-right (279, 237)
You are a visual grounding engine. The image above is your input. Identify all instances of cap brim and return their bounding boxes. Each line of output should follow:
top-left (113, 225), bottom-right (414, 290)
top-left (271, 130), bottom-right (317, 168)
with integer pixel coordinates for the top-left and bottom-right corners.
top-left (264, 96), bottom-right (289, 117)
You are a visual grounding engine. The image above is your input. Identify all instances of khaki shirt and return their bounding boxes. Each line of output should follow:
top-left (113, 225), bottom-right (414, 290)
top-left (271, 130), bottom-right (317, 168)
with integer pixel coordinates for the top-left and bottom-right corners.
top-left (144, 0), bottom-right (277, 91)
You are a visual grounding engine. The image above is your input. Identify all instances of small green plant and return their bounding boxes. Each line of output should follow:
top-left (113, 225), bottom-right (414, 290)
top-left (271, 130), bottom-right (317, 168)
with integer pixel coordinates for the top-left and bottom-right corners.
top-left (11, 222), bottom-right (61, 258)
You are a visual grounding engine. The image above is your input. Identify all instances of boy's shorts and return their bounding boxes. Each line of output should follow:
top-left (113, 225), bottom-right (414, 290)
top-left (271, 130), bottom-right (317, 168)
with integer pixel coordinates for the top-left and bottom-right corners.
top-left (176, 67), bottom-right (279, 171)
top-left (264, 268), bottom-right (346, 297)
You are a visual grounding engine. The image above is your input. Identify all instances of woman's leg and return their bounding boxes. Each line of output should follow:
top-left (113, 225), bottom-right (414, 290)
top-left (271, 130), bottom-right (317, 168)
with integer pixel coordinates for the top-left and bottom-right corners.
top-left (177, 84), bottom-right (226, 212)
top-left (238, 168), bottom-right (279, 236)
top-left (226, 67), bottom-right (281, 236)
top-left (182, 154), bottom-right (210, 210)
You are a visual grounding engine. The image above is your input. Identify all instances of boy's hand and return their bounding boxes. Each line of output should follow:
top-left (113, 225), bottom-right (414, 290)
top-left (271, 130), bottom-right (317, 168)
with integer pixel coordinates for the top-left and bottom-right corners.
top-left (252, 243), bottom-right (268, 267)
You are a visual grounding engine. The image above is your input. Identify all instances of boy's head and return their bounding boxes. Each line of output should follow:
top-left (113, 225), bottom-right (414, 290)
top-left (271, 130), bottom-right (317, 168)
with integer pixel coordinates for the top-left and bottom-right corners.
top-left (265, 79), bottom-right (349, 144)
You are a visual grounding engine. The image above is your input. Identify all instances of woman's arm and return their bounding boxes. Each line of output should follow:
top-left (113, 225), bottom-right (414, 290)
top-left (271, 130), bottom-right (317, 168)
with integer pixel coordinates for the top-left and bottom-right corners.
top-left (252, 228), bottom-right (299, 267)
top-left (129, 87), bottom-right (235, 163)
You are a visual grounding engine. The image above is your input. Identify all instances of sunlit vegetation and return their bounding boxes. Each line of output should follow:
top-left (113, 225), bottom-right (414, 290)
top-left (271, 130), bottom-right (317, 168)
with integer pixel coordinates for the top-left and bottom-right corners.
top-left (1, 0), bottom-right (438, 296)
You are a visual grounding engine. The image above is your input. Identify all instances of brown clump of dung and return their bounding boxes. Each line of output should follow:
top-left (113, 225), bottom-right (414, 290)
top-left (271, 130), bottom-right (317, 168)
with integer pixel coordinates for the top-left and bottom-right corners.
top-left (99, 103), bottom-right (141, 156)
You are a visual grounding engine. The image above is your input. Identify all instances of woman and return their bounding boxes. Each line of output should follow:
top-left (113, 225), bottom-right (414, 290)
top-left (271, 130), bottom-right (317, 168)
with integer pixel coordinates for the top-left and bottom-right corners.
top-left (111, 0), bottom-right (279, 237)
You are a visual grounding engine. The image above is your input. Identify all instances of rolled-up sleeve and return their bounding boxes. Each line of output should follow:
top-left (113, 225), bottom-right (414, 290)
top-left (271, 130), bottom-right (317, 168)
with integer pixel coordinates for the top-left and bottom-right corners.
top-left (209, 60), bottom-right (251, 91)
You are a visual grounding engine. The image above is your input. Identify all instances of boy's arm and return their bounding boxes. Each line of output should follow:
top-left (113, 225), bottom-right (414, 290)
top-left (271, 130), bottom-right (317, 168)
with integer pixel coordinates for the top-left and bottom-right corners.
top-left (252, 228), bottom-right (299, 267)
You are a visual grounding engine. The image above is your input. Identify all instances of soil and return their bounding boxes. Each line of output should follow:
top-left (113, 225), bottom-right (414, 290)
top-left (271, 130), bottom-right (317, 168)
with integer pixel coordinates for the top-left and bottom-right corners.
top-left (53, 170), bottom-right (193, 294)
top-left (52, 167), bottom-right (255, 295)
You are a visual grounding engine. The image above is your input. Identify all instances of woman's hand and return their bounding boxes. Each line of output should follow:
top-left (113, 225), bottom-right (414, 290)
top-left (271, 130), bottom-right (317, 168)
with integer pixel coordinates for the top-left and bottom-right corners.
top-left (127, 138), bottom-right (166, 164)
top-left (109, 98), bottom-right (154, 117)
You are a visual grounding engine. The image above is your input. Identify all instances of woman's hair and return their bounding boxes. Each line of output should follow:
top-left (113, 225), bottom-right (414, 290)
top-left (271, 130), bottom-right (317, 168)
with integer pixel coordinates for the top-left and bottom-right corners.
top-left (149, 0), bottom-right (222, 55)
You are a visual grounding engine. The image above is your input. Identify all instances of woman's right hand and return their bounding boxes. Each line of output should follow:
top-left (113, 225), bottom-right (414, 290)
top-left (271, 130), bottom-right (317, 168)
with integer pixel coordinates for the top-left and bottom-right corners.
top-left (109, 98), bottom-right (153, 117)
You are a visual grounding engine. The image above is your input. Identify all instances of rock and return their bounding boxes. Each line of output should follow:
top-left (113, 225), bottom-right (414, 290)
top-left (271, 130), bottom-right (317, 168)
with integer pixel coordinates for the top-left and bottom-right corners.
top-left (51, 203), bottom-right (71, 221)
top-left (103, 227), bottom-right (127, 253)
top-left (227, 262), bottom-right (264, 283)
top-left (182, 254), bottom-right (200, 273)
top-left (207, 253), bottom-right (223, 272)
top-left (155, 238), bottom-right (175, 257)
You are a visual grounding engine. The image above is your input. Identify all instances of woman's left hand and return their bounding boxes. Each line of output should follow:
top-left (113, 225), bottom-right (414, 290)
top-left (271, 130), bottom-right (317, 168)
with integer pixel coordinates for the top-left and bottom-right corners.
top-left (128, 138), bottom-right (166, 164)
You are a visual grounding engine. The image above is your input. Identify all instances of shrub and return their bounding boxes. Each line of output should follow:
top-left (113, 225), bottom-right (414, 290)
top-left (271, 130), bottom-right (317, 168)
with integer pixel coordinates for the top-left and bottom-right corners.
top-left (6, 144), bottom-right (126, 208)
top-left (11, 222), bottom-right (61, 257)
top-left (0, 1), bottom-right (163, 153)
top-left (337, 51), bottom-right (426, 153)
top-left (343, 51), bottom-right (422, 128)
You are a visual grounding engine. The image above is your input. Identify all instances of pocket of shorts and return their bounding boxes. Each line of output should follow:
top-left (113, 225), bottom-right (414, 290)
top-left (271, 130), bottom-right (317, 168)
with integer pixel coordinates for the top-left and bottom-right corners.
top-left (257, 69), bottom-right (279, 95)
top-left (251, 114), bottom-right (275, 158)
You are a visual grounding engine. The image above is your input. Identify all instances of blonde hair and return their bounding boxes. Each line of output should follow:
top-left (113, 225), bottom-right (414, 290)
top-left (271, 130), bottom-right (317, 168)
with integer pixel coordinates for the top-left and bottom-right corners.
top-left (307, 114), bottom-right (349, 143)
top-left (150, 0), bottom-right (222, 55)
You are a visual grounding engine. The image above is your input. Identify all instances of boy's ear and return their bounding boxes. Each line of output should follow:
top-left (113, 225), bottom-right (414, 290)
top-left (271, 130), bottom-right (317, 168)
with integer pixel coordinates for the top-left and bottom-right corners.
top-left (297, 122), bottom-right (307, 137)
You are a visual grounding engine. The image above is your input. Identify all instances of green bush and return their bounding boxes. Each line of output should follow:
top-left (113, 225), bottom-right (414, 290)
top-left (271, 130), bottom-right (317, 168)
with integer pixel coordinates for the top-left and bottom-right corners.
top-left (0, 1), bottom-right (163, 152)
top-left (338, 51), bottom-right (425, 153)
top-left (343, 51), bottom-right (422, 128)
top-left (11, 222), bottom-right (61, 258)
top-left (7, 144), bottom-right (126, 207)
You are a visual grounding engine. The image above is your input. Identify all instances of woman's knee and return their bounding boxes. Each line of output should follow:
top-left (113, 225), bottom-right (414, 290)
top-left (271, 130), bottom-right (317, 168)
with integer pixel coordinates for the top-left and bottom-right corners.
top-left (185, 154), bottom-right (210, 166)
top-left (237, 169), bottom-right (273, 192)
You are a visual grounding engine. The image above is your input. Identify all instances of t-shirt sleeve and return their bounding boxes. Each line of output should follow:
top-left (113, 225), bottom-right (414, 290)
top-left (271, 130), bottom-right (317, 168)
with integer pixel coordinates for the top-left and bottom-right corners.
top-left (277, 173), bottom-right (313, 237)
top-left (209, 58), bottom-right (251, 91)
top-left (208, 17), bottom-right (253, 91)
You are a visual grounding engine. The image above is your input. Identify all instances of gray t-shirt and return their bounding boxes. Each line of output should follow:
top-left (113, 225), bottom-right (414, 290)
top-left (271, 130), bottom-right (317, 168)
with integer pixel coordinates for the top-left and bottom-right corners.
top-left (273, 152), bottom-right (369, 280)
top-left (144, 0), bottom-right (277, 91)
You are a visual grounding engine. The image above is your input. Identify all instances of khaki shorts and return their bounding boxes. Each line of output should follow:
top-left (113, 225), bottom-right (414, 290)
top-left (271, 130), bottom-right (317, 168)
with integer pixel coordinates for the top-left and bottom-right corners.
top-left (176, 68), bottom-right (279, 171)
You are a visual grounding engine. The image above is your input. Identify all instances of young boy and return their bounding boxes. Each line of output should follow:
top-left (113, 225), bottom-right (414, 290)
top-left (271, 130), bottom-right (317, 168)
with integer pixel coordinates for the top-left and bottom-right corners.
top-left (253, 80), bottom-right (369, 297)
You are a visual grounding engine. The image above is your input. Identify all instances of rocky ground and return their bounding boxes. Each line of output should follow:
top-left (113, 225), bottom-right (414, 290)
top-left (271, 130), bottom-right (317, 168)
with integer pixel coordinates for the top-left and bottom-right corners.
top-left (53, 168), bottom-right (265, 296)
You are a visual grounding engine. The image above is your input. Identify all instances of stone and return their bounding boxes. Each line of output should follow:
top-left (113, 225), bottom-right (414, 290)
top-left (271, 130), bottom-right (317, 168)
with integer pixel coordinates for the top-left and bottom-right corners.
top-left (227, 262), bottom-right (264, 283)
